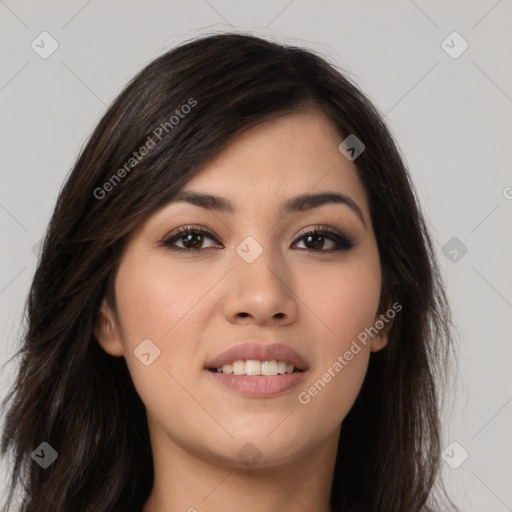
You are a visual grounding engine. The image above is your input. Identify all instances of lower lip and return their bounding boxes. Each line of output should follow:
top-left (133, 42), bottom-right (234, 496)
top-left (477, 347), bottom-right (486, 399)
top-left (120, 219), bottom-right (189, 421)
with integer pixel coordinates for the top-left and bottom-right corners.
top-left (205, 370), bottom-right (307, 397)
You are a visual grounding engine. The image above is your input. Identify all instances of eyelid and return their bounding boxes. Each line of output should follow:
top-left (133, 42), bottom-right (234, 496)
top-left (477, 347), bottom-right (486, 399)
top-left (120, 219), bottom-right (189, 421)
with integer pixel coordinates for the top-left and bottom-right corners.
top-left (294, 224), bottom-right (356, 250)
top-left (160, 224), bottom-right (218, 244)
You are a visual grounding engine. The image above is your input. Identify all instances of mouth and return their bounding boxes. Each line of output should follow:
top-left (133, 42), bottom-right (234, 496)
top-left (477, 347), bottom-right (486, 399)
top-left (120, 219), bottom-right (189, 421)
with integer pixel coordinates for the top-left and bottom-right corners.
top-left (203, 342), bottom-right (309, 397)
top-left (205, 361), bottom-right (307, 397)
top-left (204, 342), bottom-right (309, 373)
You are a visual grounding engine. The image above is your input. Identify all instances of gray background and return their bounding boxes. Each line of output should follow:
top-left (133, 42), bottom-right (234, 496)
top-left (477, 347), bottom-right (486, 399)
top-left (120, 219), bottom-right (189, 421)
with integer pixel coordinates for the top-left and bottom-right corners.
top-left (1, 1), bottom-right (511, 510)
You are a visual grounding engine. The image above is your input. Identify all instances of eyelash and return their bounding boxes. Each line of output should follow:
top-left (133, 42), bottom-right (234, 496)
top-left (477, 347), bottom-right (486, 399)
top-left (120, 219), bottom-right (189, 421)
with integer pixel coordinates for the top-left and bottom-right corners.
top-left (160, 224), bottom-right (356, 253)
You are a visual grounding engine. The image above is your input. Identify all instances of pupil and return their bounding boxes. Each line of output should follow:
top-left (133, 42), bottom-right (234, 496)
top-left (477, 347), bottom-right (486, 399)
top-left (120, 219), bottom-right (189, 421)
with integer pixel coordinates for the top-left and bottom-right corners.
top-left (306, 234), bottom-right (323, 250)
top-left (185, 234), bottom-right (201, 249)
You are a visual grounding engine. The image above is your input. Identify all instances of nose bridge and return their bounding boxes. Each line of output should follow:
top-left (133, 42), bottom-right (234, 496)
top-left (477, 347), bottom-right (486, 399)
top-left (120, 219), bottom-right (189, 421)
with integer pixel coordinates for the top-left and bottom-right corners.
top-left (222, 228), bottom-right (298, 322)
top-left (233, 231), bottom-right (284, 285)
top-left (231, 206), bottom-right (280, 264)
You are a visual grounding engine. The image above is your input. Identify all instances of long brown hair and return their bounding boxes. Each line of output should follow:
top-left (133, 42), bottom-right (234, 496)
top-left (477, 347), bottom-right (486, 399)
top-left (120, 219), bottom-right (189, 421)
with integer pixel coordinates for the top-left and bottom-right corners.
top-left (1, 32), bottom-right (459, 512)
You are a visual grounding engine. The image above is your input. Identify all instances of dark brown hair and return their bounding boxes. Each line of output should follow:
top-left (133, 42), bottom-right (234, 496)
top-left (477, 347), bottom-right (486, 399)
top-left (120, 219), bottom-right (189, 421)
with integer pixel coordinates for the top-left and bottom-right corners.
top-left (1, 32), bottom-right (459, 512)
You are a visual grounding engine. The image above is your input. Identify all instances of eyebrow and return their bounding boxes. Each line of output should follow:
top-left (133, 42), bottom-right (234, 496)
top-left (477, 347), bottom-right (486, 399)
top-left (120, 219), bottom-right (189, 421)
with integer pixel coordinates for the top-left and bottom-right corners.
top-left (168, 190), bottom-right (367, 228)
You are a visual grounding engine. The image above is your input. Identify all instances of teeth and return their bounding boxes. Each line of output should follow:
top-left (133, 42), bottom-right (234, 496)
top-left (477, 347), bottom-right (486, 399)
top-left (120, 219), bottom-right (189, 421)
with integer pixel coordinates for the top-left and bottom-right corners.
top-left (215, 359), bottom-right (297, 375)
top-left (221, 363), bottom-right (233, 374)
top-left (261, 360), bottom-right (277, 375)
top-left (245, 360), bottom-right (261, 376)
top-left (233, 360), bottom-right (245, 375)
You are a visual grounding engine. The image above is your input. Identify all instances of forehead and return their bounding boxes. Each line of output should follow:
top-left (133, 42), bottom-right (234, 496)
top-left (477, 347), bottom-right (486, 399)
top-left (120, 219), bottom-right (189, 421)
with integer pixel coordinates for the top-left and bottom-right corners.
top-left (182, 111), bottom-right (370, 217)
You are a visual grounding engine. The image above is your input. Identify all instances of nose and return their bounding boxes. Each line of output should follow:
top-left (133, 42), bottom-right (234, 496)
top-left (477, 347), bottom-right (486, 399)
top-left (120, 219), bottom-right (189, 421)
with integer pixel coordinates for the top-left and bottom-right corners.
top-left (222, 240), bottom-right (299, 326)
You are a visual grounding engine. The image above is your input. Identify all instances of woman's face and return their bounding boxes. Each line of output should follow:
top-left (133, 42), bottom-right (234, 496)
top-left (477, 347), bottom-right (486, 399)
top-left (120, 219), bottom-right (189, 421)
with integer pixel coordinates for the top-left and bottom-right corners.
top-left (96, 111), bottom-right (390, 469)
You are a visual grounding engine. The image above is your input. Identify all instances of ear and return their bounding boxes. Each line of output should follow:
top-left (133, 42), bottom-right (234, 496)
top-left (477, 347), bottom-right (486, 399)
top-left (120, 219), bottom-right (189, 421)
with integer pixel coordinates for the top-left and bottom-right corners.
top-left (370, 297), bottom-right (396, 353)
top-left (94, 297), bottom-right (124, 357)
top-left (371, 268), bottom-right (400, 352)
top-left (370, 313), bottom-right (394, 353)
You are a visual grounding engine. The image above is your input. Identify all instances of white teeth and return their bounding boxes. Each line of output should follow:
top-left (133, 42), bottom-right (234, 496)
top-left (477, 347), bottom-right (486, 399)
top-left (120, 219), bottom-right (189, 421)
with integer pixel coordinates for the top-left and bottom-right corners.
top-left (261, 360), bottom-right (278, 376)
top-left (245, 360), bottom-right (261, 375)
top-left (215, 359), bottom-right (297, 375)
top-left (221, 363), bottom-right (232, 374)
top-left (277, 361), bottom-right (287, 374)
top-left (233, 360), bottom-right (245, 375)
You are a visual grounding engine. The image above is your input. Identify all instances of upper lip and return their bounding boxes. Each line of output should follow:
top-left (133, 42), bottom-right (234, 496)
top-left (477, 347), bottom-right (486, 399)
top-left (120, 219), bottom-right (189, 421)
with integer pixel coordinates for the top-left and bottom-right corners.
top-left (205, 342), bottom-right (309, 371)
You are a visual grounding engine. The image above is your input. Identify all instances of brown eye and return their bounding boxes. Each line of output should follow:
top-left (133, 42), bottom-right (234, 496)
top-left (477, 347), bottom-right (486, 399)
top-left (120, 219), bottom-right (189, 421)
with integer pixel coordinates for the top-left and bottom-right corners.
top-left (293, 227), bottom-right (356, 252)
top-left (162, 226), bottom-right (220, 251)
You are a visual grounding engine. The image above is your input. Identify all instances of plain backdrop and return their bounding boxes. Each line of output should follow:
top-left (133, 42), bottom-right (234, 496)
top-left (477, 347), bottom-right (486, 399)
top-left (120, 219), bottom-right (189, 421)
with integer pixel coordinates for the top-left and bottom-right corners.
top-left (1, 1), bottom-right (511, 510)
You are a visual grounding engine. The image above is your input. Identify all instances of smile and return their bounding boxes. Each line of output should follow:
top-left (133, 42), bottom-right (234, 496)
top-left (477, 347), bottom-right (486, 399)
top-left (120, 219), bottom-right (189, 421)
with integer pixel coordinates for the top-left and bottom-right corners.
top-left (207, 359), bottom-right (304, 376)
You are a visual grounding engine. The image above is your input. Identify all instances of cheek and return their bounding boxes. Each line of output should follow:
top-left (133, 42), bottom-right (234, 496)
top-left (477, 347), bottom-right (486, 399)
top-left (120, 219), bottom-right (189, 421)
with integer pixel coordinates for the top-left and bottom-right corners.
top-left (113, 250), bottom-right (240, 412)
top-left (114, 252), bottom-right (216, 343)
top-left (295, 253), bottom-right (381, 421)
top-left (300, 253), bottom-right (382, 348)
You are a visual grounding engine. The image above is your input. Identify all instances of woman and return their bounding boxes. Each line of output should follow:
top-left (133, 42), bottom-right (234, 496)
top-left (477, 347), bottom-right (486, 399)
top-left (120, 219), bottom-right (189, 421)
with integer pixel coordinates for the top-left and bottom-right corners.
top-left (1, 32), bottom-right (459, 512)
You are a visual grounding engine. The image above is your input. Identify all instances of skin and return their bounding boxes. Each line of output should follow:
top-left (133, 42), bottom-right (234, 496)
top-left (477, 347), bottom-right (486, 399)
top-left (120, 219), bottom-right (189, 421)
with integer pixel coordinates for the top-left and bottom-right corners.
top-left (95, 111), bottom-right (393, 512)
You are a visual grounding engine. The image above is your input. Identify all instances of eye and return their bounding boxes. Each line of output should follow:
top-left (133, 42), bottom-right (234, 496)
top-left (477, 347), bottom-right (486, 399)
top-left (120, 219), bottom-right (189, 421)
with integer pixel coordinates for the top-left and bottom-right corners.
top-left (161, 225), bottom-right (220, 252)
top-left (292, 225), bottom-right (356, 252)
top-left (160, 224), bottom-right (356, 252)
